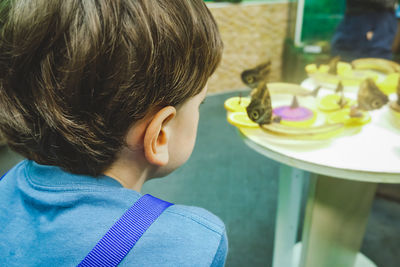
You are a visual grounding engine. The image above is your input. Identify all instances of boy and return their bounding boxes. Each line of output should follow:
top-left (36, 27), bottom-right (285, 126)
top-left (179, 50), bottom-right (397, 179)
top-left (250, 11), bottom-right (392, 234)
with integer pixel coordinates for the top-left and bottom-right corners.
top-left (0, 0), bottom-right (227, 266)
top-left (331, 0), bottom-right (398, 61)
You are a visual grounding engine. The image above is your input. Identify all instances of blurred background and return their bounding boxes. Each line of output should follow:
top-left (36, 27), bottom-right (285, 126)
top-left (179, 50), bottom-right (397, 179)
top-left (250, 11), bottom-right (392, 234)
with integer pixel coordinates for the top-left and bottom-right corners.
top-left (204, 0), bottom-right (400, 88)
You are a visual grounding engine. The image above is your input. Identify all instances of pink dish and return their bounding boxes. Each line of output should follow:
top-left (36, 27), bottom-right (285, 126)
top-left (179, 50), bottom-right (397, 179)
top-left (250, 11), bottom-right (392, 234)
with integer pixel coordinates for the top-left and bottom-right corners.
top-left (273, 106), bottom-right (314, 121)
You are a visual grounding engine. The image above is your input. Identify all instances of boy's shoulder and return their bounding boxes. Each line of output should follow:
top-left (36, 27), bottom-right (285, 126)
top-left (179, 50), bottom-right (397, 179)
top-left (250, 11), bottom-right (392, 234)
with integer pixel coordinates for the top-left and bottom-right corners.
top-left (164, 204), bottom-right (226, 235)
top-left (126, 203), bottom-right (227, 266)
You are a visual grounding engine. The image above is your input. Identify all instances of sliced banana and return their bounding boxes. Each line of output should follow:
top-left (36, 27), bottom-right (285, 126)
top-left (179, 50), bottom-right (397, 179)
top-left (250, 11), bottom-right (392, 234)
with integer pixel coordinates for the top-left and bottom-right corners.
top-left (352, 58), bottom-right (400, 74)
top-left (260, 122), bottom-right (344, 139)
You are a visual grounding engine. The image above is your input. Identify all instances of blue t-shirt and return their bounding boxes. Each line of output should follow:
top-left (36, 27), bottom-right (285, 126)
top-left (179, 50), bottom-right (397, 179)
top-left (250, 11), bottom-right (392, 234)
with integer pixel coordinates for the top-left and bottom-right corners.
top-left (0, 160), bottom-right (228, 266)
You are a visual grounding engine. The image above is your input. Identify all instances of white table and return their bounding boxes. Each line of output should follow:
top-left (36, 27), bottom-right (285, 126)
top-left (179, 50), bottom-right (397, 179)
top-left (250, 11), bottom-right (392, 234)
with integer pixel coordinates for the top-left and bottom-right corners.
top-left (239, 79), bottom-right (400, 267)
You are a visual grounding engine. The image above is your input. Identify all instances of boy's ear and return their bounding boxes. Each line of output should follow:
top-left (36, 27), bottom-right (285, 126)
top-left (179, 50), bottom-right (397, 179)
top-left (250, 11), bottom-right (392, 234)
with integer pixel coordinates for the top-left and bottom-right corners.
top-left (143, 106), bottom-right (176, 166)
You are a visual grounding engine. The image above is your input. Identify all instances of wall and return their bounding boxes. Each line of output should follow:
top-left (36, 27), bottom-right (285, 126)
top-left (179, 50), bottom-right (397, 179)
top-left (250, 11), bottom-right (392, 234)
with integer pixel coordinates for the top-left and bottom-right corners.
top-left (207, 2), bottom-right (293, 93)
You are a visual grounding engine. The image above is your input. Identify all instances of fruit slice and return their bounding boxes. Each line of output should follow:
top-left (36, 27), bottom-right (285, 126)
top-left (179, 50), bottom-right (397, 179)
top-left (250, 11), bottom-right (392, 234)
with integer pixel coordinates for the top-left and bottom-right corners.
top-left (317, 94), bottom-right (355, 112)
top-left (305, 64), bottom-right (318, 74)
top-left (377, 73), bottom-right (400, 95)
top-left (224, 97), bottom-right (251, 112)
top-left (261, 122), bottom-right (344, 140)
top-left (318, 64), bottom-right (330, 73)
top-left (227, 112), bottom-right (259, 128)
top-left (326, 109), bottom-right (371, 126)
top-left (337, 61), bottom-right (352, 76)
top-left (273, 106), bottom-right (316, 127)
top-left (352, 58), bottom-right (400, 74)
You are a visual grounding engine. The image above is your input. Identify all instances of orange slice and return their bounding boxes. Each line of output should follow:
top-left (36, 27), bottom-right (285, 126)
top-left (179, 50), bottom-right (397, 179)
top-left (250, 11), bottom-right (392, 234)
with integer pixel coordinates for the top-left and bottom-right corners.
top-left (317, 94), bottom-right (356, 112)
top-left (327, 109), bottom-right (371, 126)
top-left (224, 97), bottom-right (251, 112)
top-left (377, 73), bottom-right (400, 95)
top-left (305, 64), bottom-right (318, 74)
top-left (337, 62), bottom-right (352, 75)
top-left (318, 64), bottom-right (330, 73)
top-left (227, 112), bottom-right (259, 128)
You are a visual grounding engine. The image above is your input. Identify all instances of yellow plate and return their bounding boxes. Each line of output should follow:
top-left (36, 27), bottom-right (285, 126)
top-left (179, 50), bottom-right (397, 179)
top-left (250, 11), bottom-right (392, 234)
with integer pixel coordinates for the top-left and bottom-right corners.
top-left (227, 112), bottom-right (259, 128)
top-left (224, 97), bottom-right (251, 112)
top-left (326, 109), bottom-right (371, 126)
top-left (317, 94), bottom-right (356, 112)
top-left (280, 118), bottom-right (316, 127)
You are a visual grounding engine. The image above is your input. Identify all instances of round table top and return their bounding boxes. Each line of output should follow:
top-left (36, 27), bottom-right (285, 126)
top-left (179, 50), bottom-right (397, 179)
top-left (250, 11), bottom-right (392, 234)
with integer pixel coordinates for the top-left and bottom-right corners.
top-left (240, 79), bottom-right (400, 184)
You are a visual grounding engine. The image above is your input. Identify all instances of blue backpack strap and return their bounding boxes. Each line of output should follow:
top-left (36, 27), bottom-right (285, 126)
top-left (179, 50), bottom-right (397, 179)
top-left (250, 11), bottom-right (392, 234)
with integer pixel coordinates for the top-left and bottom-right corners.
top-left (0, 171), bottom-right (8, 181)
top-left (78, 194), bottom-right (173, 267)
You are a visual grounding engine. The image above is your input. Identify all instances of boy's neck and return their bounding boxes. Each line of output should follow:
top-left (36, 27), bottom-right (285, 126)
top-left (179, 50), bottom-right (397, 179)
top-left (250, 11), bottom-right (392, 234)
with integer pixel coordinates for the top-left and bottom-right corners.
top-left (103, 148), bottom-right (151, 192)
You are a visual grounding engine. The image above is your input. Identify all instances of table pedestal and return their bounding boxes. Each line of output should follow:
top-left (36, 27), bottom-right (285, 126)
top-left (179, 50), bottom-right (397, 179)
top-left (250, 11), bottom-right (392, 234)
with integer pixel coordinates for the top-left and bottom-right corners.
top-left (273, 165), bottom-right (378, 267)
top-left (293, 243), bottom-right (376, 267)
top-left (272, 165), bottom-right (304, 267)
top-left (300, 174), bottom-right (377, 267)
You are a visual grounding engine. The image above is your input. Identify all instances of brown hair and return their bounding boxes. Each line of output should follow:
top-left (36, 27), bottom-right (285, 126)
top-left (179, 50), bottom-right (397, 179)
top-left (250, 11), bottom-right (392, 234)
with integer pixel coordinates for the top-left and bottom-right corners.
top-left (0, 0), bottom-right (223, 176)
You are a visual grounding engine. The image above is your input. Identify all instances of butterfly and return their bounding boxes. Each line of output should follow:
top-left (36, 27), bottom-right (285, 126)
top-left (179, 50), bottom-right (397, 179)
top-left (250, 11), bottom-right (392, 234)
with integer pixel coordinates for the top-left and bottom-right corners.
top-left (357, 78), bottom-right (389, 111)
top-left (241, 61), bottom-right (271, 89)
top-left (246, 81), bottom-right (274, 125)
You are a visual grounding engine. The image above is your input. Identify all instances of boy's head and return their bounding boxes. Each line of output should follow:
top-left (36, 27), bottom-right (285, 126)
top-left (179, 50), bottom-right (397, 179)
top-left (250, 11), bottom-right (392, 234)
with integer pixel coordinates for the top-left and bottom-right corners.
top-left (0, 0), bottom-right (222, 176)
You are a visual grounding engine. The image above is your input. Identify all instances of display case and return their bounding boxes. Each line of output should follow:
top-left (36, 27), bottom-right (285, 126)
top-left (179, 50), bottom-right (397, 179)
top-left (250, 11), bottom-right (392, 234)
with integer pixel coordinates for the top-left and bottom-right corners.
top-left (283, 0), bottom-right (346, 83)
